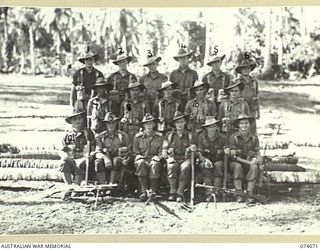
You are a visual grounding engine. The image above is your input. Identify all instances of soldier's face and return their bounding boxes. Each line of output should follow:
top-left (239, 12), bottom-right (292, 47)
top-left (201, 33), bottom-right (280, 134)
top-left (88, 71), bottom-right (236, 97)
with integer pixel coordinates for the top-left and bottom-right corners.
top-left (130, 87), bottom-right (140, 99)
top-left (84, 58), bottom-right (94, 68)
top-left (143, 121), bottom-right (155, 133)
top-left (71, 116), bottom-right (84, 131)
top-left (175, 118), bottom-right (186, 131)
top-left (163, 87), bottom-right (174, 99)
top-left (178, 56), bottom-right (189, 68)
top-left (118, 60), bottom-right (128, 70)
top-left (240, 66), bottom-right (251, 76)
top-left (206, 124), bottom-right (219, 136)
top-left (106, 121), bottom-right (117, 132)
top-left (239, 119), bottom-right (251, 132)
top-left (211, 60), bottom-right (222, 70)
top-left (147, 62), bottom-right (158, 72)
top-left (195, 86), bottom-right (206, 98)
top-left (229, 87), bottom-right (241, 100)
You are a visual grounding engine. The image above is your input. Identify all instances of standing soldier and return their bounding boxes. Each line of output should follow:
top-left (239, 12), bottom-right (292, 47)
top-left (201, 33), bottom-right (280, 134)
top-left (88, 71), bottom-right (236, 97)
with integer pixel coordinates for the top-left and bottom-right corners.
top-left (236, 58), bottom-right (260, 133)
top-left (197, 117), bottom-right (225, 201)
top-left (185, 81), bottom-right (217, 135)
top-left (162, 111), bottom-right (195, 202)
top-left (107, 48), bottom-right (138, 114)
top-left (133, 114), bottom-right (164, 201)
top-left (120, 81), bottom-right (150, 140)
top-left (202, 54), bottom-right (231, 108)
top-left (94, 112), bottom-right (131, 188)
top-left (152, 81), bottom-right (183, 134)
top-left (87, 77), bottom-right (116, 133)
top-left (59, 109), bottom-right (95, 185)
top-left (139, 51), bottom-right (168, 109)
top-left (218, 80), bottom-right (250, 136)
top-left (225, 114), bottom-right (263, 203)
top-left (71, 47), bottom-right (103, 110)
top-left (169, 45), bottom-right (198, 107)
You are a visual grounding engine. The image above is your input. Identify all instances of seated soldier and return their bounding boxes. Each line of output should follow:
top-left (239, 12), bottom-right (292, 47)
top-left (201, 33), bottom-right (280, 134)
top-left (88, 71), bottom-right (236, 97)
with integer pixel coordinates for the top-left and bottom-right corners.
top-left (162, 111), bottom-right (195, 202)
top-left (87, 77), bottom-right (116, 133)
top-left (59, 109), bottom-right (95, 185)
top-left (218, 80), bottom-right (250, 136)
top-left (152, 81), bottom-right (183, 134)
top-left (94, 112), bottom-right (132, 191)
top-left (133, 114), bottom-right (164, 201)
top-left (226, 114), bottom-right (263, 204)
top-left (120, 81), bottom-right (150, 140)
top-left (185, 81), bottom-right (217, 134)
top-left (197, 117), bottom-right (225, 201)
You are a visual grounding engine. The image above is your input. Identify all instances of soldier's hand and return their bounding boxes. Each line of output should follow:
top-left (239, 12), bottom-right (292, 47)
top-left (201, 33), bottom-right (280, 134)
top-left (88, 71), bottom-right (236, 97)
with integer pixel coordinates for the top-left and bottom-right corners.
top-left (222, 117), bottom-right (230, 124)
top-left (120, 117), bottom-right (128, 123)
top-left (189, 144), bottom-right (197, 152)
top-left (122, 158), bottom-right (130, 166)
top-left (204, 158), bottom-right (214, 169)
top-left (224, 147), bottom-right (230, 156)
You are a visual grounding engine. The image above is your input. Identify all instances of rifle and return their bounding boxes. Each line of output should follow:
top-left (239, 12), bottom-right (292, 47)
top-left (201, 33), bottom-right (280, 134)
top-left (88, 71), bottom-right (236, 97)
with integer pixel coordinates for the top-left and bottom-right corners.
top-left (258, 143), bottom-right (269, 195)
top-left (223, 117), bottom-right (230, 201)
top-left (195, 183), bottom-right (267, 205)
top-left (85, 97), bottom-right (94, 186)
top-left (190, 149), bottom-right (195, 209)
top-left (157, 100), bottom-right (166, 132)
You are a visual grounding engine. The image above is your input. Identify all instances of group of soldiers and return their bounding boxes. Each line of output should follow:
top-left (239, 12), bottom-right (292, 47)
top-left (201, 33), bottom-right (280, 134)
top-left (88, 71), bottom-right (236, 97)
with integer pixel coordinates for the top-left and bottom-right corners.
top-left (60, 45), bottom-right (262, 204)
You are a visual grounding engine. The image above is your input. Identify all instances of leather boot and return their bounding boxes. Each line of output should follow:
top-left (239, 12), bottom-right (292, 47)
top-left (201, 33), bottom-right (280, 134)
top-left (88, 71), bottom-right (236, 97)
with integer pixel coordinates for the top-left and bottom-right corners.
top-left (138, 176), bottom-right (148, 201)
top-left (168, 178), bottom-right (177, 201)
top-left (62, 172), bottom-right (72, 185)
top-left (109, 170), bottom-right (118, 184)
top-left (213, 177), bottom-right (222, 187)
top-left (234, 179), bottom-right (242, 190)
top-left (177, 180), bottom-right (188, 197)
top-left (150, 178), bottom-right (159, 194)
top-left (235, 189), bottom-right (245, 203)
top-left (246, 191), bottom-right (255, 204)
top-left (96, 172), bottom-right (106, 184)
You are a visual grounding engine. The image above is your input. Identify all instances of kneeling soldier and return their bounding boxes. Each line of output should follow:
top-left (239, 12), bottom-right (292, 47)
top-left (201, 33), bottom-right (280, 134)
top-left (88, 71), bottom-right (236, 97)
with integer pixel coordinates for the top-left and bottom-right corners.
top-left (94, 112), bottom-right (131, 188)
top-left (133, 114), bottom-right (164, 201)
top-left (226, 114), bottom-right (262, 203)
top-left (197, 117), bottom-right (225, 201)
top-left (60, 109), bottom-right (95, 185)
top-left (163, 111), bottom-right (195, 202)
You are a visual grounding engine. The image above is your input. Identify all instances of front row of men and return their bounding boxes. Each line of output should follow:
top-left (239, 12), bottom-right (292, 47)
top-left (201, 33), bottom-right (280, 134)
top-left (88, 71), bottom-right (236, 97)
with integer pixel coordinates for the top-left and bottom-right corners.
top-left (60, 100), bottom-right (262, 204)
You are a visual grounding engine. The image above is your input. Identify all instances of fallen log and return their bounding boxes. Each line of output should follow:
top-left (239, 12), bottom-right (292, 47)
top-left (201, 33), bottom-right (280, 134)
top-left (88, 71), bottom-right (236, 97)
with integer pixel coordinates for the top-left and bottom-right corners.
top-left (269, 171), bottom-right (320, 183)
top-left (265, 163), bottom-right (306, 172)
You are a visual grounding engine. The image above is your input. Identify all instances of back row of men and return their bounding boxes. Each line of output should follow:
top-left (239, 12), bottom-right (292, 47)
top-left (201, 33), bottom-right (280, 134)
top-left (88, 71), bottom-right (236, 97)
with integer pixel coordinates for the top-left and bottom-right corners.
top-left (61, 46), bottom-right (262, 204)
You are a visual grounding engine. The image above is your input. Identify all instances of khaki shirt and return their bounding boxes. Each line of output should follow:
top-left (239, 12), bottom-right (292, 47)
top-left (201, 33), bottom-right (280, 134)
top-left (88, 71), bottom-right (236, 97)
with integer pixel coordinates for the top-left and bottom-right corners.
top-left (72, 67), bottom-right (103, 96)
top-left (239, 75), bottom-right (259, 112)
top-left (185, 98), bottom-right (217, 127)
top-left (120, 99), bottom-right (150, 125)
top-left (96, 130), bottom-right (131, 158)
top-left (202, 71), bottom-right (231, 97)
top-left (198, 132), bottom-right (226, 162)
top-left (139, 71), bottom-right (168, 100)
top-left (133, 131), bottom-right (163, 161)
top-left (165, 131), bottom-right (193, 160)
top-left (107, 71), bottom-right (138, 99)
top-left (229, 131), bottom-right (260, 159)
top-left (87, 96), bottom-right (117, 121)
top-left (169, 67), bottom-right (198, 95)
top-left (61, 128), bottom-right (95, 159)
top-left (152, 98), bottom-right (183, 122)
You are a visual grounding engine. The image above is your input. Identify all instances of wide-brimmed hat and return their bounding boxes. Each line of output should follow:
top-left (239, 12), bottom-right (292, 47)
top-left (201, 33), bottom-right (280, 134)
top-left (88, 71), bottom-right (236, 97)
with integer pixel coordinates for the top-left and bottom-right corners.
top-left (224, 80), bottom-right (244, 93)
top-left (190, 81), bottom-right (209, 94)
top-left (103, 112), bottom-right (121, 123)
top-left (172, 111), bottom-right (189, 122)
top-left (207, 54), bottom-right (226, 66)
top-left (143, 51), bottom-right (162, 67)
top-left (233, 114), bottom-right (255, 127)
top-left (113, 48), bottom-right (133, 65)
top-left (65, 109), bottom-right (86, 124)
top-left (78, 47), bottom-right (98, 64)
top-left (173, 46), bottom-right (193, 61)
top-left (158, 81), bottom-right (178, 93)
top-left (201, 116), bottom-right (221, 127)
top-left (141, 113), bottom-right (157, 124)
top-left (126, 81), bottom-right (145, 92)
top-left (235, 58), bottom-right (256, 74)
top-left (92, 77), bottom-right (113, 90)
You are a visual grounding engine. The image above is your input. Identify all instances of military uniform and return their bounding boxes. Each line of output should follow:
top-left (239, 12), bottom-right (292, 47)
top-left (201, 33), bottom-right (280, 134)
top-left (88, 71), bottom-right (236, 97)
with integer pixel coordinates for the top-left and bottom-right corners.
top-left (72, 67), bottom-right (103, 110)
top-left (169, 67), bottom-right (198, 106)
top-left (106, 71), bottom-right (138, 108)
top-left (60, 127), bottom-right (95, 185)
top-left (139, 71), bottom-right (168, 108)
top-left (133, 114), bottom-right (164, 200)
top-left (120, 99), bottom-right (150, 140)
top-left (94, 114), bottom-right (131, 185)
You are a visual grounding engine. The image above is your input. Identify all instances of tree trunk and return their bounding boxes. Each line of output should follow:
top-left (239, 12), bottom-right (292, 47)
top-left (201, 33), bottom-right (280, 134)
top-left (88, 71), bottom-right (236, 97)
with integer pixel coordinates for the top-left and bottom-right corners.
top-left (204, 18), bottom-right (210, 66)
top-left (29, 24), bottom-right (35, 75)
top-left (259, 8), bottom-right (274, 80)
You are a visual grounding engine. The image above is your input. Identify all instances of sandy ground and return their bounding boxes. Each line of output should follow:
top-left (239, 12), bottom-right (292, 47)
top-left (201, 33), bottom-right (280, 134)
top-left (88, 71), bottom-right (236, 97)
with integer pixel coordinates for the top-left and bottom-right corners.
top-left (1, 75), bottom-right (320, 235)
